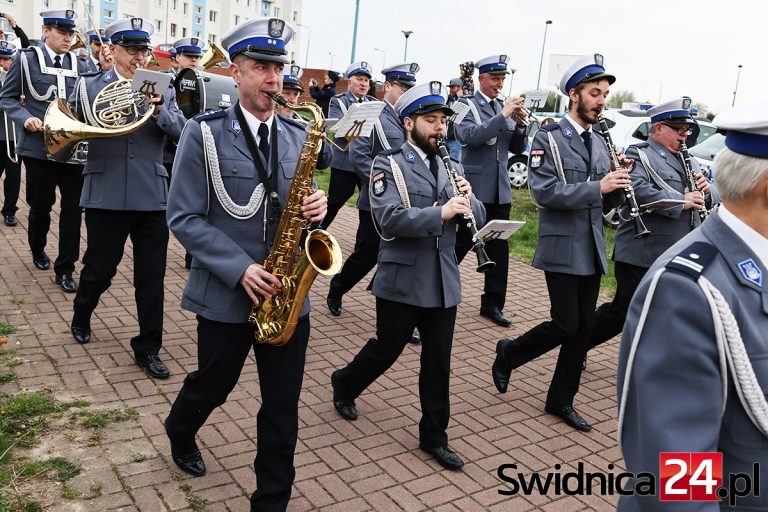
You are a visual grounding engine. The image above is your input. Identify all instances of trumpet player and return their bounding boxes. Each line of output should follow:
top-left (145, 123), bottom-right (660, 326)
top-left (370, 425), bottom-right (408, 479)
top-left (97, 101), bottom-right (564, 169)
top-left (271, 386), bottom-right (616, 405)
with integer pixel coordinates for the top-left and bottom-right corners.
top-left (330, 82), bottom-right (484, 472)
top-left (164, 17), bottom-right (330, 510)
top-left (588, 97), bottom-right (719, 353)
top-left (67, 18), bottom-right (186, 382)
top-left (491, 54), bottom-right (629, 432)
top-left (84, 28), bottom-right (112, 72)
top-left (0, 41), bottom-right (20, 228)
top-left (0, 9), bottom-right (90, 292)
top-left (454, 54), bottom-right (528, 327)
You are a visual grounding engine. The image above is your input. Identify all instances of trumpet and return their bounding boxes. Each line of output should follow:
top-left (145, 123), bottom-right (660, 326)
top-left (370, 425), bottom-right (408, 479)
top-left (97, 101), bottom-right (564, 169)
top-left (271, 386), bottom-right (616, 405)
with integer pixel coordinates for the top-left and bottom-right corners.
top-left (680, 142), bottom-right (709, 226)
top-left (597, 113), bottom-right (651, 238)
top-left (3, 112), bottom-right (18, 163)
top-left (497, 93), bottom-right (553, 128)
top-left (437, 137), bottom-right (495, 273)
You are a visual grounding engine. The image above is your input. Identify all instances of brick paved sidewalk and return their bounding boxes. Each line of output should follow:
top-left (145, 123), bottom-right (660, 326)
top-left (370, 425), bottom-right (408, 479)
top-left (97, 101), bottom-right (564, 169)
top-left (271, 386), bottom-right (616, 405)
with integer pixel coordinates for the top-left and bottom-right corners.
top-left (0, 190), bottom-right (624, 511)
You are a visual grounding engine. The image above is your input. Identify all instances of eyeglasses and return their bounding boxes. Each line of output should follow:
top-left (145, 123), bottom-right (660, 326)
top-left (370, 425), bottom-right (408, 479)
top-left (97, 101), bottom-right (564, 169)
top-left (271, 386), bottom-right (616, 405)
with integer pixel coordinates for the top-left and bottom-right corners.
top-left (122, 46), bottom-right (152, 56)
top-left (661, 123), bottom-right (693, 136)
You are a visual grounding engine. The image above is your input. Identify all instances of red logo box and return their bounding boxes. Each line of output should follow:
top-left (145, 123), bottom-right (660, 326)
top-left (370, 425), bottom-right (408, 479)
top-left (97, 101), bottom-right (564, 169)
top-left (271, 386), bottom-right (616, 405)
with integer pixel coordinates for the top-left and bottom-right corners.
top-left (659, 452), bottom-right (723, 501)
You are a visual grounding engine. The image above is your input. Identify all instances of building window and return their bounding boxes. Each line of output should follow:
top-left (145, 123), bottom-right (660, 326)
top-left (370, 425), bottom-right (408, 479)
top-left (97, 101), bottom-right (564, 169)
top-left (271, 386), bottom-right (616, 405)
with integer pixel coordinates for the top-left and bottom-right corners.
top-left (195, 16), bottom-right (202, 25)
top-left (43, 0), bottom-right (51, 7)
top-left (171, 0), bottom-right (177, 9)
top-left (155, 20), bottom-right (162, 31)
top-left (67, 0), bottom-right (76, 9)
top-left (293, 11), bottom-right (298, 22)
top-left (155, 0), bottom-right (162, 7)
top-left (262, 1), bottom-right (271, 16)
top-left (273, 7), bottom-right (280, 17)
top-left (183, 2), bottom-right (188, 14)
top-left (209, 10), bottom-right (217, 22)
top-left (209, 33), bottom-right (216, 42)
top-left (196, 5), bottom-right (202, 13)
top-left (104, 9), bottom-right (114, 19)
top-left (182, 27), bottom-right (188, 37)
top-left (194, 31), bottom-right (201, 38)
top-left (170, 23), bottom-right (177, 37)
top-left (234, 15), bottom-right (240, 25)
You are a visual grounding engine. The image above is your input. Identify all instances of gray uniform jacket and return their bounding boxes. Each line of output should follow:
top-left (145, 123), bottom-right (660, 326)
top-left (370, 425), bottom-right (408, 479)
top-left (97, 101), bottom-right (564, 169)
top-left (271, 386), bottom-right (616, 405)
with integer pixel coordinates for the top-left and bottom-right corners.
top-left (617, 210), bottom-right (768, 512)
top-left (529, 119), bottom-right (625, 276)
top-left (0, 76), bottom-right (21, 142)
top-left (349, 101), bottom-right (404, 211)
top-left (369, 143), bottom-right (485, 309)
top-left (0, 48), bottom-right (89, 160)
top-left (454, 92), bottom-right (527, 204)
top-left (162, 68), bottom-right (179, 165)
top-left (614, 138), bottom-right (720, 268)
top-left (83, 57), bottom-right (99, 73)
top-left (167, 105), bottom-right (332, 324)
top-left (328, 90), bottom-right (369, 172)
top-left (69, 70), bottom-right (186, 210)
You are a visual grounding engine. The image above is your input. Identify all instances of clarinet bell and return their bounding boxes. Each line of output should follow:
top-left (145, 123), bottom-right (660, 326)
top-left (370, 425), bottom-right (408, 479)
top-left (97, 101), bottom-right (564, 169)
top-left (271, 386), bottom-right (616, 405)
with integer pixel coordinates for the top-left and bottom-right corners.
top-left (475, 246), bottom-right (496, 273)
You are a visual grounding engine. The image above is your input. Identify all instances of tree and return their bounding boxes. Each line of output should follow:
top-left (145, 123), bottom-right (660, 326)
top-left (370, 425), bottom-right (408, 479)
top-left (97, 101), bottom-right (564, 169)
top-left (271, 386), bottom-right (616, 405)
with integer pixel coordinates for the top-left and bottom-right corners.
top-left (607, 90), bottom-right (636, 109)
top-left (694, 102), bottom-right (709, 118)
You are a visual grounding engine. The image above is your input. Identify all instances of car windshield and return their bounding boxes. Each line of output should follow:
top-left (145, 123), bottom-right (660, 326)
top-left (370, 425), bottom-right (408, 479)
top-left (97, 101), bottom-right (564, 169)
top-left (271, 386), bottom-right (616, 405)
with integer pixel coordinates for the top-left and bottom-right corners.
top-left (689, 133), bottom-right (725, 161)
top-left (697, 124), bottom-right (717, 144)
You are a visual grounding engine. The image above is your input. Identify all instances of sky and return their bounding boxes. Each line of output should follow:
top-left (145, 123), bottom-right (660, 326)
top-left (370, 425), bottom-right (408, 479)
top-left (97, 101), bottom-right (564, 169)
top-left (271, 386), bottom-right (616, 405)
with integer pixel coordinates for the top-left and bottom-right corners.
top-left (299, 0), bottom-right (764, 115)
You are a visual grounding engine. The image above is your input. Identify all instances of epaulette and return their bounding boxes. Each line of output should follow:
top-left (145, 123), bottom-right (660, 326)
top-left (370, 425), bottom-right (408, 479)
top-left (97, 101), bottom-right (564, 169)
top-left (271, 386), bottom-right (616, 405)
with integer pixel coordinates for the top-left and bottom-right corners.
top-left (665, 241), bottom-right (718, 280)
top-left (630, 141), bottom-right (650, 149)
top-left (542, 123), bottom-right (559, 132)
top-left (379, 148), bottom-right (402, 157)
top-left (193, 109), bottom-right (226, 122)
top-left (450, 155), bottom-right (461, 164)
top-left (78, 70), bottom-right (103, 78)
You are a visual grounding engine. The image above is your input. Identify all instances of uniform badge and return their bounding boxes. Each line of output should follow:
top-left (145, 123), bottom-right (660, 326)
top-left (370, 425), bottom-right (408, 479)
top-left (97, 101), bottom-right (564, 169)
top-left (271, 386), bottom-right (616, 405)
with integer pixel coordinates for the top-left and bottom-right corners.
top-left (131, 18), bottom-right (142, 30)
top-left (478, 99), bottom-right (486, 106)
top-left (190, 38), bottom-right (199, 46)
top-left (658, 149), bottom-right (666, 157)
top-left (0, 41), bottom-right (7, 49)
top-left (372, 172), bottom-right (386, 197)
top-left (737, 258), bottom-right (762, 287)
top-left (594, 54), bottom-right (604, 67)
top-left (682, 97), bottom-right (692, 110)
top-left (231, 120), bottom-right (241, 133)
top-left (361, 61), bottom-right (368, 70)
top-left (430, 81), bottom-right (441, 95)
top-left (269, 19), bottom-right (285, 38)
top-left (66, 9), bottom-right (75, 19)
top-left (563, 127), bottom-right (573, 138)
top-left (405, 151), bottom-right (415, 162)
top-left (530, 155), bottom-right (542, 168)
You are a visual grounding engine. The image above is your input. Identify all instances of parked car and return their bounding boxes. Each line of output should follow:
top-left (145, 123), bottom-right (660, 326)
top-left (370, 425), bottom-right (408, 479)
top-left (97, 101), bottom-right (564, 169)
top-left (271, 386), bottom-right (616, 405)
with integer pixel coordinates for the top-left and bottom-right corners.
top-left (599, 109), bottom-right (716, 152)
top-left (688, 132), bottom-right (725, 182)
top-left (506, 115), bottom-right (557, 189)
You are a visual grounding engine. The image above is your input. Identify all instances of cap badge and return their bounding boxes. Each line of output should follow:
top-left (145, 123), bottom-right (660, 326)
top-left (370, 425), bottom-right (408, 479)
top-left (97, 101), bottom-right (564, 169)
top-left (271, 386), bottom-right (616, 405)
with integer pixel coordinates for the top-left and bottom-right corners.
top-left (594, 53), bottom-right (604, 67)
top-left (269, 19), bottom-right (285, 38)
top-left (500, 54), bottom-right (509, 64)
top-left (361, 61), bottom-right (369, 70)
top-left (429, 81), bottom-right (441, 95)
top-left (682, 97), bottom-right (692, 110)
top-left (0, 42), bottom-right (7, 49)
top-left (131, 18), bottom-right (142, 30)
top-left (737, 258), bottom-right (763, 287)
top-left (409, 63), bottom-right (419, 73)
top-left (291, 64), bottom-right (300, 75)
top-left (65, 10), bottom-right (75, 19)
top-left (190, 38), bottom-right (199, 46)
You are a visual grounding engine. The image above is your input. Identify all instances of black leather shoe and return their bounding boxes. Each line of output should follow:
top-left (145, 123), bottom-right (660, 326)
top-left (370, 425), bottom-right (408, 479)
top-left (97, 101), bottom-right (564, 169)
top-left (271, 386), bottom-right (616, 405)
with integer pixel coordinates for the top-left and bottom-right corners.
top-left (480, 306), bottom-right (512, 327)
top-left (492, 338), bottom-right (514, 394)
top-left (3, 215), bottom-right (17, 227)
top-left (71, 324), bottom-right (91, 344)
top-left (164, 422), bottom-right (206, 477)
top-left (419, 444), bottom-right (465, 471)
top-left (33, 252), bottom-right (50, 270)
top-left (331, 370), bottom-right (357, 420)
top-left (409, 328), bottom-right (420, 344)
top-left (135, 354), bottom-right (170, 379)
top-left (55, 274), bottom-right (78, 293)
top-left (544, 404), bottom-right (592, 432)
top-left (326, 294), bottom-right (342, 316)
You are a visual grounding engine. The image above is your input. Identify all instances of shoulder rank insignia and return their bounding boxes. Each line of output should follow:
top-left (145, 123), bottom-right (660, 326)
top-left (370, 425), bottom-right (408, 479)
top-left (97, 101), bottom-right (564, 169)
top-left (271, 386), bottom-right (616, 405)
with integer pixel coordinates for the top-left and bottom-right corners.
top-left (665, 241), bottom-right (718, 280)
top-left (193, 109), bottom-right (227, 122)
top-left (379, 148), bottom-right (401, 157)
top-left (737, 258), bottom-right (763, 288)
top-left (633, 141), bottom-right (650, 149)
top-left (372, 171), bottom-right (387, 197)
top-left (542, 123), bottom-right (558, 132)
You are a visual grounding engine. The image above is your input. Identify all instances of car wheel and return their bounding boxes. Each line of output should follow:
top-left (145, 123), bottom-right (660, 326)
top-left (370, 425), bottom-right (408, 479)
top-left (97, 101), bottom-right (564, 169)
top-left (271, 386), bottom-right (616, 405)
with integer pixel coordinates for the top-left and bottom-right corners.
top-left (508, 156), bottom-right (528, 189)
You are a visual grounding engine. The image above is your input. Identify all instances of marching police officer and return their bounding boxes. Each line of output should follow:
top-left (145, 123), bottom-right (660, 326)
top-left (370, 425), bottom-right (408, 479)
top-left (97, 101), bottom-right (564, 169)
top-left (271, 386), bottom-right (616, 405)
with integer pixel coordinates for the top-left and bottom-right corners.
top-left (325, 62), bottom-right (418, 317)
top-left (617, 105), bottom-right (768, 511)
top-left (330, 81), bottom-right (485, 471)
top-left (454, 54), bottom-right (528, 327)
top-left (491, 55), bottom-right (630, 431)
top-left (275, 63), bottom-right (304, 118)
top-left (164, 17), bottom-right (330, 511)
top-left (444, 77), bottom-right (463, 161)
top-left (0, 9), bottom-right (90, 293)
top-left (171, 37), bottom-right (203, 73)
top-left (319, 60), bottom-right (373, 229)
top-left (588, 97), bottom-right (719, 351)
top-left (0, 41), bottom-right (21, 228)
top-left (67, 18), bottom-right (186, 381)
top-left (84, 28), bottom-right (112, 72)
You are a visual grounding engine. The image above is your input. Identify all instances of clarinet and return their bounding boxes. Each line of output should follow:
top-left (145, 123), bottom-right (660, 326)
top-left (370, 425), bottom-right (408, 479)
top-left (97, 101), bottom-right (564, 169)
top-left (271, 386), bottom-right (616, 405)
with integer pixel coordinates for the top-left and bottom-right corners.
top-left (596, 114), bottom-right (651, 239)
top-left (679, 142), bottom-right (709, 226)
top-left (437, 138), bottom-right (495, 273)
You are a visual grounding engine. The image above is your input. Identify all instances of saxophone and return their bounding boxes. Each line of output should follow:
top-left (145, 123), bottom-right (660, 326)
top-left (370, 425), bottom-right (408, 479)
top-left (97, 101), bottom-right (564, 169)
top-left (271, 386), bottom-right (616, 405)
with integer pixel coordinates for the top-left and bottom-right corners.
top-left (248, 94), bottom-right (343, 345)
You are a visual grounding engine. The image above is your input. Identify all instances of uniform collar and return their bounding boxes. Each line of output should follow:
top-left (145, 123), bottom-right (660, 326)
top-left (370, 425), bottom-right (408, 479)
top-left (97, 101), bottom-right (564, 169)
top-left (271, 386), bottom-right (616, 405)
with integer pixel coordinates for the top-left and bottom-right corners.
top-left (43, 43), bottom-right (66, 62)
top-left (409, 142), bottom-right (430, 167)
top-left (565, 113), bottom-right (590, 135)
top-left (476, 90), bottom-right (495, 104)
top-left (719, 205), bottom-right (768, 270)
top-left (239, 104), bottom-right (274, 145)
top-left (90, 55), bottom-right (99, 68)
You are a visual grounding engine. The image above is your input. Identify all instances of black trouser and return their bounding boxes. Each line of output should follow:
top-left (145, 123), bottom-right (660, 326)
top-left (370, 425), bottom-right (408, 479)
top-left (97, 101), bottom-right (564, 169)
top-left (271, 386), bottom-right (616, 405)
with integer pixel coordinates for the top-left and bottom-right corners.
top-left (334, 298), bottom-right (456, 448)
top-left (23, 157), bottom-right (83, 275)
top-left (502, 272), bottom-right (601, 407)
top-left (456, 201), bottom-right (510, 310)
top-left (0, 141), bottom-right (21, 216)
top-left (587, 261), bottom-right (648, 350)
top-left (319, 168), bottom-right (360, 229)
top-left (328, 208), bottom-right (379, 298)
top-left (72, 209), bottom-right (168, 356)
top-left (166, 316), bottom-right (310, 512)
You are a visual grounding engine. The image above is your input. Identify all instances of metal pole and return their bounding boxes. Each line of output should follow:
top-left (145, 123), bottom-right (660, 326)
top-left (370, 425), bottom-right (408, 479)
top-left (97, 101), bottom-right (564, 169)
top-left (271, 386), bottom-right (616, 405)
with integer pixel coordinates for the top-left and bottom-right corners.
top-left (732, 64), bottom-right (742, 107)
top-left (297, 23), bottom-right (311, 69)
top-left (350, 0), bottom-right (360, 63)
top-left (536, 20), bottom-right (552, 90)
top-left (373, 47), bottom-right (385, 69)
top-left (329, 52), bottom-right (334, 70)
top-left (165, 0), bottom-right (169, 42)
top-left (402, 30), bottom-right (413, 61)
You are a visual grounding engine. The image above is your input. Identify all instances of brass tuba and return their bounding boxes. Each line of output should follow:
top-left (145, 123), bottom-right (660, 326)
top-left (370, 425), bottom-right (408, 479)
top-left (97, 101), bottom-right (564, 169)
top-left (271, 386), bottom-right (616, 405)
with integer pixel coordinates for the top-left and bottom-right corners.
top-left (200, 41), bottom-right (229, 70)
top-left (43, 80), bottom-right (156, 162)
top-left (248, 94), bottom-right (343, 346)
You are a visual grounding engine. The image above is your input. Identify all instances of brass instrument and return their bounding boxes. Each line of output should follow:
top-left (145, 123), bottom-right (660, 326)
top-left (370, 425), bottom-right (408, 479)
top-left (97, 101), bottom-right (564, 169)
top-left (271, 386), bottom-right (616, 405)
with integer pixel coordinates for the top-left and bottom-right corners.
top-left (200, 42), bottom-right (230, 70)
top-left (43, 80), bottom-right (156, 162)
top-left (680, 142), bottom-right (709, 226)
top-left (437, 138), bottom-right (494, 273)
top-left (499, 93), bottom-right (554, 128)
top-left (597, 113), bottom-right (651, 238)
top-left (145, 50), bottom-right (160, 69)
top-left (248, 93), bottom-right (343, 346)
top-left (70, 32), bottom-right (86, 51)
top-left (3, 112), bottom-right (18, 163)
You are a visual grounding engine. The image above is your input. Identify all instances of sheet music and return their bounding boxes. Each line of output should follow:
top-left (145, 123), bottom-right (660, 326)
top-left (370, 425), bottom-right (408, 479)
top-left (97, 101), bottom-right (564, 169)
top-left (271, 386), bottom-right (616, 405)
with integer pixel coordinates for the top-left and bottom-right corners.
top-left (639, 199), bottom-right (688, 213)
top-left (475, 219), bottom-right (526, 241)
top-left (330, 101), bottom-right (386, 140)
top-left (523, 89), bottom-right (548, 110)
top-left (131, 69), bottom-right (172, 96)
top-left (449, 101), bottom-right (471, 125)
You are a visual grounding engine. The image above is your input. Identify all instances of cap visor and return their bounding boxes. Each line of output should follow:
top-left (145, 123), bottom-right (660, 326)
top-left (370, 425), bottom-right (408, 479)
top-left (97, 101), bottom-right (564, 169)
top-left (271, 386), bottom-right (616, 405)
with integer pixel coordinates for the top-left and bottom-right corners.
top-left (240, 50), bottom-right (289, 64)
top-left (412, 104), bottom-right (453, 116)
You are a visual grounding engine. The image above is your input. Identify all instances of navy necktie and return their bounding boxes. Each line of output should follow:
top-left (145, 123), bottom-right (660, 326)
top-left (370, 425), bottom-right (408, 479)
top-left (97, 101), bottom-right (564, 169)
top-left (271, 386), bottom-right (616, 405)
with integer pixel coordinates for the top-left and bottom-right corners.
top-left (53, 55), bottom-right (62, 68)
top-left (428, 155), bottom-right (439, 181)
top-left (257, 123), bottom-right (270, 165)
top-left (581, 130), bottom-right (592, 160)
top-left (489, 98), bottom-right (497, 113)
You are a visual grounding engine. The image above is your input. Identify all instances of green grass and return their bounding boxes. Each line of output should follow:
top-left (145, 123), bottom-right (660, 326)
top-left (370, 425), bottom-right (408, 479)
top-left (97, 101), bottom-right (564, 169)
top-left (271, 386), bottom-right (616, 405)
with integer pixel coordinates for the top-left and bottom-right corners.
top-left (0, 324), bottom-right (15, 337)
top-left (76, 408), bottom-right (139, 429)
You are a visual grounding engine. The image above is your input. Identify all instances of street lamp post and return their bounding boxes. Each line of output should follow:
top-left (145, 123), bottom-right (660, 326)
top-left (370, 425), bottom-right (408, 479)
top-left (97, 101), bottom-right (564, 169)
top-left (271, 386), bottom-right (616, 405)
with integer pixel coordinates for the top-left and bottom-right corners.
top-left (732, 64), bottom-right (743, 107)
top-left (535, 20), bottom-right (552, 90)
top-left (373, 47), bottom-right (386, 69)
top-left (297, 23), bottom-right (311, 69)
top-left (401, 30), bottom-right (413, 61)
top-left (329, 52), bottom-right (335, 70)
top-left (350, 0), bottom-right (360, 63)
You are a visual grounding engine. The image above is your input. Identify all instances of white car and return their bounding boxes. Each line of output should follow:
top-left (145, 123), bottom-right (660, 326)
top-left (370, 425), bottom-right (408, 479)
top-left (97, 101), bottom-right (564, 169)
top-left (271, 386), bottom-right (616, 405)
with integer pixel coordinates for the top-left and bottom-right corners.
top-left (688, 132), bottom-right (725, 181)
top-left (599, 109), bottom-right (716, 152)
top-left (507, 115), bottom-right (557, 189)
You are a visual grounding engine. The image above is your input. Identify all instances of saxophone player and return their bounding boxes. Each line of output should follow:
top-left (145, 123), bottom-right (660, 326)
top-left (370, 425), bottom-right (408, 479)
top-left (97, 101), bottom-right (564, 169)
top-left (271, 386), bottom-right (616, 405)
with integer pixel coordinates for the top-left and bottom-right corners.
top-left (164, 17), bottom-right (330, 511)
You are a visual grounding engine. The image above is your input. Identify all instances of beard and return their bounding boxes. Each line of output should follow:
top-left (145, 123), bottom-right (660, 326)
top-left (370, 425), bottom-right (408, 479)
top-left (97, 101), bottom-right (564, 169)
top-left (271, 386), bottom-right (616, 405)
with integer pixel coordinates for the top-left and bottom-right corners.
top-left (411, 124), bottom-right (438, 156)
top-left (576, 99), bottom-right (602, 125)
